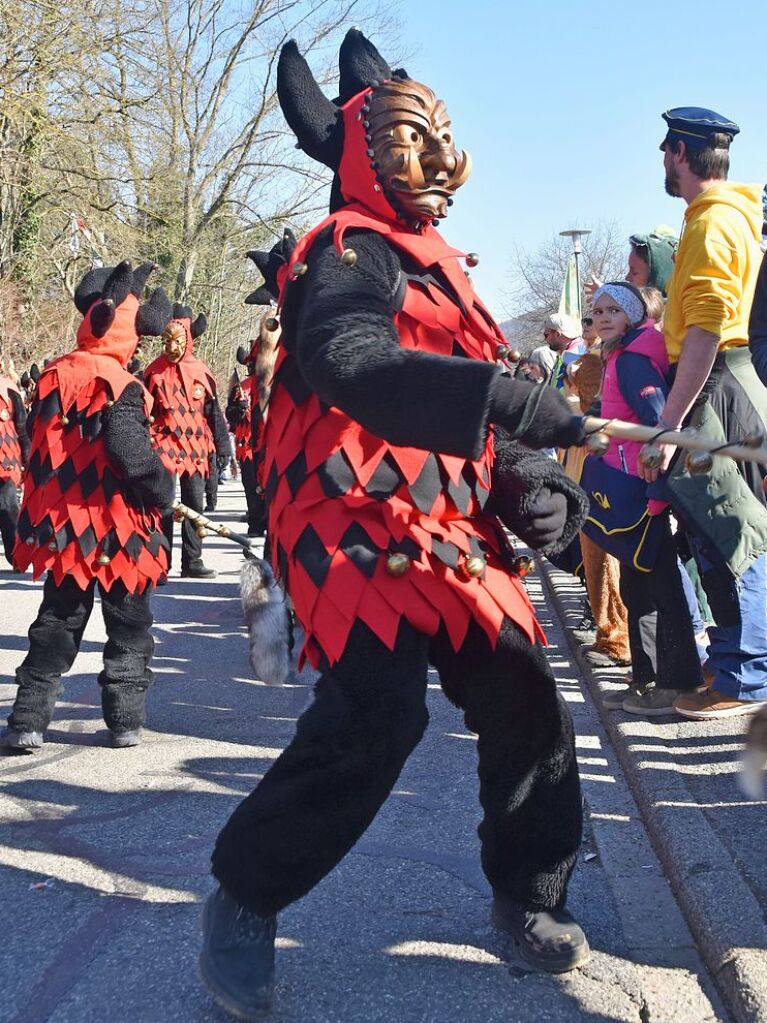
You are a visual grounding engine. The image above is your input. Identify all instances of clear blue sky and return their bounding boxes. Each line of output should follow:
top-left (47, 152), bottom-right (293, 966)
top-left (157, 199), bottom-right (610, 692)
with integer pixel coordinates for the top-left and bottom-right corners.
top-left (390, 0), bottom-right (767, 320)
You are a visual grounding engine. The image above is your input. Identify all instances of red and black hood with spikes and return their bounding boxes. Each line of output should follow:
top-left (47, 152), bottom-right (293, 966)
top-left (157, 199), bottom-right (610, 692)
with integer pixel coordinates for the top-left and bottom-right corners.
top-left (13, 265), bottom-right (168, 592)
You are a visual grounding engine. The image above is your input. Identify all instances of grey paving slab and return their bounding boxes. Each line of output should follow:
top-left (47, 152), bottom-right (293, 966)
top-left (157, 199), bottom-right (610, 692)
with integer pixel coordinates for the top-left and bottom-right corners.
top-left (0, 482), bottom-right (724, 1022)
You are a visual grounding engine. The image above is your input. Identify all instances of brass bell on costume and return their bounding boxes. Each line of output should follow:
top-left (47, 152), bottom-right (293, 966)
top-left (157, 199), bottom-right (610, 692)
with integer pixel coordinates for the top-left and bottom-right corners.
top-left (638, 444), bottom-right (663, 470)
top-left (585, 432), bottom-right (610, 456)
top-left (60, 414), bottom-right (70, 426)
top-left (465, 253), bottom-right (479, 268)
top-left (291, 262), bottom-right (308, 280)
top-left (386, 552), bottom-right (410, 576)
top-left (512, 555), bottom-right (534, 577)
top-left (340, 248), bottom-right (358, 267)
top-left (463, 554), bottom-right (485, 578)
top-left (0, 409), bottom-right (9, 422)
top-left (686, 450), bottom-right (713, 475)
top-left (96, 552), bottom-right (111, 566)
top-left (265, 316), bottom-right (280, 332)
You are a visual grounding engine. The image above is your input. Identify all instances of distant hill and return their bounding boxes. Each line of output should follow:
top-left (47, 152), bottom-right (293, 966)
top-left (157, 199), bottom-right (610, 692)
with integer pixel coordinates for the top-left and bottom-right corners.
top-left (498, 308), bottom-right (548, 356)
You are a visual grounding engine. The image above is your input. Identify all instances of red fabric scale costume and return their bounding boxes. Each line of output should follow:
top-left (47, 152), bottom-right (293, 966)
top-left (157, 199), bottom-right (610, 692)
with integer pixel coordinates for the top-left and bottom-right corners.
top-left (144, 320), bottom-right (217, 478)
top-left (262, 91), bottom-right (543, 669)
top-left (14, 295), bottom-right (168, 592)
top-left (0, 376), bottom-right (24, 487)
top-left (233, 374), bottom-right (258, 463)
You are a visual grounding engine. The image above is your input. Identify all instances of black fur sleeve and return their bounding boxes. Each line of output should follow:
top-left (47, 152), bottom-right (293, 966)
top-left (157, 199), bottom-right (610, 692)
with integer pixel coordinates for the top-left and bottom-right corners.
top-left (204, 393), bottom-right (231, 457)
top-left (103, 382), bottom-right (174, 510)
top-left (487, 432), bottom-right (588, 555)
top-left (10, 390), bottom-right (30, 465)
top-left (225, 394), bottom-right (248, 430)
top-left (289, 229), bottom-right (501, 459)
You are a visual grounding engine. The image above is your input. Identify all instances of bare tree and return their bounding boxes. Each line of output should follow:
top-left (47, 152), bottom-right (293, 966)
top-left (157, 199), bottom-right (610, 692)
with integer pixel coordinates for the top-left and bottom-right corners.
top-left (0, 0), bottom-right (399, 381)
top-left (499, 221), bottom-right (630, 352)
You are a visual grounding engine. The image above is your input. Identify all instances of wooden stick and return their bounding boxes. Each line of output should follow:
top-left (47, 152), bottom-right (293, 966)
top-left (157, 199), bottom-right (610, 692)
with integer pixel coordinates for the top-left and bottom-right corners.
top-left (582, 416), bottom-right (767, 466)
top-left (172, 500), bottom-right (254, 550)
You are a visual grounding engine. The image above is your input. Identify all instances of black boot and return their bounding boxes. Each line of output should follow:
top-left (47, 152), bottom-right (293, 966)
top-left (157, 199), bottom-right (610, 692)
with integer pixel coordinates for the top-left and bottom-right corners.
top-left (199, 885), bottom-right (276, 1020)
top-left (181, 560), bottom-right (216, 579)
top-left (1, 726), bottom-right (44, 753)
top-left (492, 892), bottom-right (589, 973)
top-left (110, 729), bottom-right (142, 748)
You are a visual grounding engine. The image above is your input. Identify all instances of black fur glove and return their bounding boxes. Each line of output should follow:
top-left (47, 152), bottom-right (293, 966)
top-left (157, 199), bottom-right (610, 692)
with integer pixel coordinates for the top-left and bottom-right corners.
top-left (488, 375), bottom-right (585, 450)
top-left (487, 435), bottom-right (589, 556)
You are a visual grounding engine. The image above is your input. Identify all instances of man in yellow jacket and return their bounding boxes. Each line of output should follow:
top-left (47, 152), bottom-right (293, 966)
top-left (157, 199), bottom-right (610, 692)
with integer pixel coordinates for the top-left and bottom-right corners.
top-left (641, 107), bottom-right (767, 721)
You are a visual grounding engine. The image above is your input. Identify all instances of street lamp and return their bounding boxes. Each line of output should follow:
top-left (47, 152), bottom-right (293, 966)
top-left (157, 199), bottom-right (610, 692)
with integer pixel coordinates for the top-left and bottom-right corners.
top-left (559, 228), bottom-right (591, 318)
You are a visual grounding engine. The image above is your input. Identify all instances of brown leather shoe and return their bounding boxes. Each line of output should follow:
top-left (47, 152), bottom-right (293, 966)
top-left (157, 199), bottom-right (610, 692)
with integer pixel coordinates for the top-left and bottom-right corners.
top-left (673, 688), bottom-right (766, 721)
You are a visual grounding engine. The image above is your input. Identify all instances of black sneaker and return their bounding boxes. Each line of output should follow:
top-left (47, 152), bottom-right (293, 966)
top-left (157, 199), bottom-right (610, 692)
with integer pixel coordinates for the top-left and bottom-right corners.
top-left (492, 893), bottom-right (589, 972)
top-left (181, 562), bottom-right (216, 579)
top-left (1, 726), bottom-right (44, 753)
top-left (199, 886), bottom-right (276, 1020)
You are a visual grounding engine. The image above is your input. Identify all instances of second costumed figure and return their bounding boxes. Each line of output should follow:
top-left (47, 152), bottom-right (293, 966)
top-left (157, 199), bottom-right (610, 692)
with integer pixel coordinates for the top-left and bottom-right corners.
top-left (143, 307), bottom-right (230, 579)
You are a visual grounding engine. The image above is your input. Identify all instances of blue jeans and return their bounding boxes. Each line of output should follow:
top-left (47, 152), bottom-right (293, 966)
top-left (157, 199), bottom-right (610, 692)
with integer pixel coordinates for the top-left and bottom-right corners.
top-left (692, 547), bottom-right (767, 701)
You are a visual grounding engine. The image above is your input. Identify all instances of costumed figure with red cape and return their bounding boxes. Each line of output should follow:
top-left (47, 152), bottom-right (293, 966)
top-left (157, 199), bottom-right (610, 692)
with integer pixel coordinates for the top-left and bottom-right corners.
top-left (143, 305), bottom-right (230, 579)
top-left (227, 311), bottom-right (281, 537)
top-left (1, 262), bottom-right (174, 753)
top-left (0, 363), bottom-right (29, 566)
top-left (201, 31), bottom-right (590, 1016)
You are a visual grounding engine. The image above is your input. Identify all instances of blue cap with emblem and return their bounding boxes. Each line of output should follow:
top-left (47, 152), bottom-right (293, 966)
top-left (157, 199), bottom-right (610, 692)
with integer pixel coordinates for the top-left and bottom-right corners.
top-left (659, 107), bottom-right (740, 152)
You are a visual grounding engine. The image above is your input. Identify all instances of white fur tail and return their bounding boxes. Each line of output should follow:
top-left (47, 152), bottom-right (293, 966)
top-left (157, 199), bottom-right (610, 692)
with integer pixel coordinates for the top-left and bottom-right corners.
top-left (240, 556), bottom-right (291, 685)
top-left (739, 706), bottom-right (767, 799)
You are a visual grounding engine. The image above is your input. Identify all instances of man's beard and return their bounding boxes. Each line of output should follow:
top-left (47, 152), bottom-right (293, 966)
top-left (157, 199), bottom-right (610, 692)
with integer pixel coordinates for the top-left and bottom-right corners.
top-left (665, 169), bottom-right (681, 197)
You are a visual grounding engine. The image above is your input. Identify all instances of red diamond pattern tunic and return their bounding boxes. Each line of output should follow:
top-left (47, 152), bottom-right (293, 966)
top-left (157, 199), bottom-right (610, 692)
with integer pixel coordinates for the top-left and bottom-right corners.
top-left (144, 323), bottom-right (217, 478)
top-left (13, 299), bottom-right (168, 592)
top-left (0, 378), bottom-right (23, 487)
top-left (262, 208), bottom-right (544, 671)
top-left (234, 375), bottom-right (257, 464)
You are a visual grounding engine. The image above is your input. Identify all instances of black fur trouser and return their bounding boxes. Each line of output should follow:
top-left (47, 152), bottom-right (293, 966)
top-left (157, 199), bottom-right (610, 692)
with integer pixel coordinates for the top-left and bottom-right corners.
top-left (212, 616), bottom-right (582, 917)
top-left (204, 454), bottom-right (218, 510)
top-left (162, 472), bottom-right (205, 570)
top-left (239, 459), bottom-right (266, 534)
top-left (9, 573), bottom-right (154, 734)
top-left (0, 478), bottom-right (19, 563)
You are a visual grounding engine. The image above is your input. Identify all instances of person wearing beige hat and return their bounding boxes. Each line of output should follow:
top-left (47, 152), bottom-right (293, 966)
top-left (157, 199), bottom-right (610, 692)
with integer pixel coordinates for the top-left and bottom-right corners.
top-left (544, 313), bottom-right (587, 390)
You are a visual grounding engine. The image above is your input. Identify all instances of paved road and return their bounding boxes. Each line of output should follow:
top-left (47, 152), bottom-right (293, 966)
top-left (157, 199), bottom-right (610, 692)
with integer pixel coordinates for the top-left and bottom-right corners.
top-left (0, 481), bottom-right (726, 1022)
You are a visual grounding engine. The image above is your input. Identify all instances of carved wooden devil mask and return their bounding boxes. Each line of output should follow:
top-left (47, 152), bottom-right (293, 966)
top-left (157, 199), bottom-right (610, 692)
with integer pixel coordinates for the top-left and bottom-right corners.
top-left (276, 28), bottom-right (471, 229)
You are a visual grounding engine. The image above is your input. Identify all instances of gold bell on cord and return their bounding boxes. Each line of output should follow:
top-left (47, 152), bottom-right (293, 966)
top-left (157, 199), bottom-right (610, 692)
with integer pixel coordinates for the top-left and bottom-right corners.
top-left (686, 450), bottom-right (713, 475)
top-left (463, 554), bottom-right (486, 578)
top-left (585, 432), bottom-right (610, 456)
top-left (638, 444), bottom-right (663, 470)
top-left (512, 555), bottom-right (535, 577)
top-left (386, 552), bottom-right (410, 577)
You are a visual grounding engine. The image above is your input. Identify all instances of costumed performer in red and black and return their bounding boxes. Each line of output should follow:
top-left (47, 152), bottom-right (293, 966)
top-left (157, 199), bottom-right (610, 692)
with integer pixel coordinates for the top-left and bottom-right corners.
top-left (143, 304), bottom-right (230, 579)
top-left (0, 363), bottom-right (29, 566)
top-left (2, 261), bottom-right (174, 753)
top-left (200, 31), bottom-right (590, 1017)
top-left (227, 311), bottom-right (281, 537)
